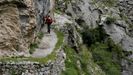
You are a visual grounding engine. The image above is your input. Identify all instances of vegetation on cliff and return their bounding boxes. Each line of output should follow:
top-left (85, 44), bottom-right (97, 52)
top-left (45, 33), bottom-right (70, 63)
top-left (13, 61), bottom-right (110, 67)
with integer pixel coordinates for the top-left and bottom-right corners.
top-left (81, 26), bottom-right (124, 75)
top-left (62, 45), bottom-right (105, 75)
top-left (92, 0), bottom-right (117, 7)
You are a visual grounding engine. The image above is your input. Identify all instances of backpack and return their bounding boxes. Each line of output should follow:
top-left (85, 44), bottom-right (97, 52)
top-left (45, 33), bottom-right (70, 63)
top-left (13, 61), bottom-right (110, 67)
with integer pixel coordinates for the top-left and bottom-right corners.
top-left (46, 17), bottom-right (53, 24)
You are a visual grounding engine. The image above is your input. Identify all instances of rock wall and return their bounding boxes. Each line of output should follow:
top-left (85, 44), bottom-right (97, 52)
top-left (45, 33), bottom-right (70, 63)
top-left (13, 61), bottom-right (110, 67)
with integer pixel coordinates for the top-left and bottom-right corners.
top-left (0, 0), bottom-right (66, 75)
top-left (98, 0), bottom-right (133, 74)
top-left (35, 0), bottom-right (50, 31)
top-left (0, 3), bottom-right (27, 56)
top-left (60, 0), bottom-right (100, 28)
top-left (0, 0), bottom-right (50, 57)
top-left (0, 49), bottom-right (65, 75)
top-left (56, 0), bottom-right (133, 75)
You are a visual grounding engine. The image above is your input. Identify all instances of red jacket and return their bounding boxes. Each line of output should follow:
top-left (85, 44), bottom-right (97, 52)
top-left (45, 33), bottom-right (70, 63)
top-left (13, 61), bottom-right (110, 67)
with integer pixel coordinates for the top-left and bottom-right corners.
top-left (44, 16), bottom-right (53, 24)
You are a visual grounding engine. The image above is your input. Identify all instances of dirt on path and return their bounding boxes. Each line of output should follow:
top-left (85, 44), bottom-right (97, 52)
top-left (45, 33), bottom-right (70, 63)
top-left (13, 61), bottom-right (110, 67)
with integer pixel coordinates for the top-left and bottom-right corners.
top-left (32, 29), bottom-right (57, 58)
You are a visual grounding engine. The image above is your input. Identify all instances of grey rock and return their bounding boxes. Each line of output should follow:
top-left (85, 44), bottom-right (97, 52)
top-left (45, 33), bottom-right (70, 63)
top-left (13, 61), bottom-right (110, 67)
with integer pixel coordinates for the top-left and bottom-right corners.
top-left (0, 49), bottom-right (65, 75)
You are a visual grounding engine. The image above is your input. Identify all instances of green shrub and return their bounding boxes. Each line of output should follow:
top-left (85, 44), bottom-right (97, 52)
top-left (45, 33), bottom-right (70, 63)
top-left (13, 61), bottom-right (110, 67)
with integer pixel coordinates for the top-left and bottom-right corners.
top-left (29, 32), bottom-right (44, 54)
top-left (37, 32), bottom-right (44, 39)
top-left (63, 46), bottom-right (80, 75)
top-left (81, 26), bottom-right (123, 75)
top-left (62, 46), bottom-right (90, 75)
top-left (62, 45), bottom-right (106, 75)
top-left (79, 45), bottom-right (92, 75)
top-left (29, 43), bottom-right (38, 54)
top-left (90, 42), bottom-right (122, 75)
top-left (106, 16), bottom-right (116, 25)
top-left (81, 26), bottom-right (107, 46)
top-left (62, 68), bottom-right (79, 75)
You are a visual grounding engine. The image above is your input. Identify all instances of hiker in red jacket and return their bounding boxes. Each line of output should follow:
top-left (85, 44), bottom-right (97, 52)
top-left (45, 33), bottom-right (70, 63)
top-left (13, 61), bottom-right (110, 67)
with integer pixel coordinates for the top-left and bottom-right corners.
top-left (44, 15), bottom-right (53, 34)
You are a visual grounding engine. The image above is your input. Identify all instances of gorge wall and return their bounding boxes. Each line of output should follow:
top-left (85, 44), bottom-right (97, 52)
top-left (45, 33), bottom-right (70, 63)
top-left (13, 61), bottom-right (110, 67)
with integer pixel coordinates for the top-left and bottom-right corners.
top-left (0, 0), bottom-right (133, 75)
top-left (0, 0), bottom-right (50, 57)
top-left (56, 0), bottom-right (133, 75)
top-left (0, 0), bottom-right (65, 75)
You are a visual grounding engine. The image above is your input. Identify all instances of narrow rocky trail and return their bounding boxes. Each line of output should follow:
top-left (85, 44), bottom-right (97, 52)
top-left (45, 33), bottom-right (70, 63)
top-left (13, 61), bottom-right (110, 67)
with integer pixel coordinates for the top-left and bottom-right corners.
top-left (32, 0), bottom-right (71, 58)
top-left (32, 0), bottom-right (57, 58)
top-left (32, 28), bottom-right (57, 58)
top-left (32, 12), bottom-right (72, 58)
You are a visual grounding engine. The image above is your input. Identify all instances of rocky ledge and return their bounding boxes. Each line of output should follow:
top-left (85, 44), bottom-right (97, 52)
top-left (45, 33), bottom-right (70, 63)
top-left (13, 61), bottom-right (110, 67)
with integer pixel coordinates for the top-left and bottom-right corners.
top-left (0, 49), bottom-right (66, 75)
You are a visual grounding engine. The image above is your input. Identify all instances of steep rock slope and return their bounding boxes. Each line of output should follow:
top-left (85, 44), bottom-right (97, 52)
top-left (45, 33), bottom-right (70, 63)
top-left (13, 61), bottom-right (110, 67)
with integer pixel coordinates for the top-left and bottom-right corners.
top-left (0, 0), bottom-right (133, 75)
top-left (0, 0), bottom-right (50, 57)
top-left (53, 13), bottom-right (105, 75)
top-left (56, 0), bottom-right (133, 75)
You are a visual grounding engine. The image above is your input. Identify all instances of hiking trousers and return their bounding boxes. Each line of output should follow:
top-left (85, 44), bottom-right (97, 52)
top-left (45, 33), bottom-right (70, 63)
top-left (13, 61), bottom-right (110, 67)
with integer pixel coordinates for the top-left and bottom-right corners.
top-left (47, 24), bottom-right (51, 33)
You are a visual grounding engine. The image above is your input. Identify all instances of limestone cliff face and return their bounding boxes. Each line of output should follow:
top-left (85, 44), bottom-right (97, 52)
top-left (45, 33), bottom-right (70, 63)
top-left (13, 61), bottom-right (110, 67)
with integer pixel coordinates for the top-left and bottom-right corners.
top-left (62, 0), bottom-right (100, 28)
top-left (100, 0), bottom-right (133, 74)
top-left (0, 0), bottom-right (50, 57)
top-left (56, 0), bottom-right (133, 75)
top-left (35, 0), bottom-right (50, 30)
top-left (0, 0), bottom-right (133, 75)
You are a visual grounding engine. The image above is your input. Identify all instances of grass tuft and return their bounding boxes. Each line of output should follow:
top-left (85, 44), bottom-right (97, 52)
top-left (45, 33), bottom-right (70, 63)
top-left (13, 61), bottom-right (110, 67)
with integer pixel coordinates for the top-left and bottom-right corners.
top-left (29, 43), bottom-right (38, 54)
top-left (37, 32), bottom-right (44, 39)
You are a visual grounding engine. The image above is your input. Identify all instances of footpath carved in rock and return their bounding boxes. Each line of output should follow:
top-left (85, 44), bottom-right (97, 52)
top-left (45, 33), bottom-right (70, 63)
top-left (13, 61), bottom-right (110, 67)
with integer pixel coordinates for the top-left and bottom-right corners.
top-left (32, 29), bottom-right (58, 58)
